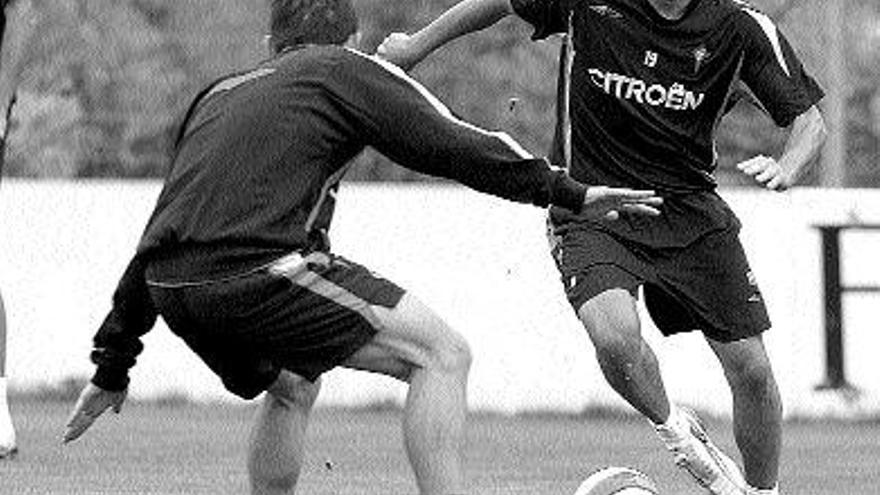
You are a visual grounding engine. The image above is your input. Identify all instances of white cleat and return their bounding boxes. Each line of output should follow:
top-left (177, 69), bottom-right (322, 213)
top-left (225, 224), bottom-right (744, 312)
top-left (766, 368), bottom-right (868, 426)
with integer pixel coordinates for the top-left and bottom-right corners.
top-left (659, 408), bottom-right (747, 495)
top-left (0, 406), bottom-right (17, 459)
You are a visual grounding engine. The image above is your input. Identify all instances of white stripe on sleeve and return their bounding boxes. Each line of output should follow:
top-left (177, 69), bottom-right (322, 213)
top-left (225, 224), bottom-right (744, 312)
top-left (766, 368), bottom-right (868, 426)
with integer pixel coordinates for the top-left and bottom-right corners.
top-left (347, 48), bottom-right (534, 159)
top-left (742, 8), bottom-right (791, 77)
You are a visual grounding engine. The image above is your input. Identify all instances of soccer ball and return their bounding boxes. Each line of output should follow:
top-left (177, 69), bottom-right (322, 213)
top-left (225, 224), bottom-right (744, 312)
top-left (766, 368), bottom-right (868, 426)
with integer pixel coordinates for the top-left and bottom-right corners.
top-left (573, 466), bottom-right (659, 495)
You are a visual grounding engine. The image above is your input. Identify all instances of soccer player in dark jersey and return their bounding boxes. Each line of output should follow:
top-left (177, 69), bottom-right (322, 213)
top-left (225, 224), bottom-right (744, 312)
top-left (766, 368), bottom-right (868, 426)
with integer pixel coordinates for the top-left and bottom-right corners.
top-left (0, 0), bottom-right (38, 460)
top-left (61, 0), bottom-right (661, 493)
top-left (378, 1), bottom-right (826, 494)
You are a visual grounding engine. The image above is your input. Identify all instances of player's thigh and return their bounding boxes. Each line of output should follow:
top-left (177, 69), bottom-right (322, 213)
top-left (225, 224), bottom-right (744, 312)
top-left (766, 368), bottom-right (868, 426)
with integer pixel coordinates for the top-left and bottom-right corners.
top-left (266, 251), bottom-right (422, 379)
top-left (343, 292), bottom-right (470, 375)
top-left (274, 252), bottom-right (470, 375)
top-left (550, 226), bottom-right (645, 340)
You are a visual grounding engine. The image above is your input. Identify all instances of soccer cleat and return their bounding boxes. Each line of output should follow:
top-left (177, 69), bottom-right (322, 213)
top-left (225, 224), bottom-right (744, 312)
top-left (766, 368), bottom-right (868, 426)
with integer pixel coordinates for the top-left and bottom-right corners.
top-left (0, 445), bottom-right (17, 460)
top-left (657, 408), bottom-right (747, 495)
top-left (0, 405), bottom-right (17, 460)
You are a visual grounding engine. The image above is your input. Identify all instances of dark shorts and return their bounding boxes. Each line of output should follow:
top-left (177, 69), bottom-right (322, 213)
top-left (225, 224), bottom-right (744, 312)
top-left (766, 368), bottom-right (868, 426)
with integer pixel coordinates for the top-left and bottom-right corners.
top-left (548, 222), bottom-right (771, 342)
top-left (147, 251), bottom-right (406, 400)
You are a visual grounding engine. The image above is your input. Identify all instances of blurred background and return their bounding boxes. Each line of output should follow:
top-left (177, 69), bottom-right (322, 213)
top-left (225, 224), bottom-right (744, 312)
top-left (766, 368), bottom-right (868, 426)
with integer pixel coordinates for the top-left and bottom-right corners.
top-left (4, 0), bottom-right (879, 185)
top-left (2, 0), bottom-right (879, 418)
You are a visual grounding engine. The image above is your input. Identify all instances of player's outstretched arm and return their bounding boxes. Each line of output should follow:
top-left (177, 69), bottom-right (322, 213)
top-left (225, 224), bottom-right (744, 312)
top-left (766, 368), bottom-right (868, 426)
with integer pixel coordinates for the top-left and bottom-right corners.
top-left (329, 53), bottom-right (662, 217)
top-left (377, 0), bottom-right (513, 70)
top-left (63, 253), bottom-right (156, 445)
top-left (62, 383), bottom-right (126, 444)
top-left (736, 105), bottom-right (826, 191)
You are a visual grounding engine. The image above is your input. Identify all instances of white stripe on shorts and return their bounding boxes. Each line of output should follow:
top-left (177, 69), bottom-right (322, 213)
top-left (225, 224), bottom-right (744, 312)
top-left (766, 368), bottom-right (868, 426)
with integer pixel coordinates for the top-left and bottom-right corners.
top-left (268, 251), bottom-right (384, 330)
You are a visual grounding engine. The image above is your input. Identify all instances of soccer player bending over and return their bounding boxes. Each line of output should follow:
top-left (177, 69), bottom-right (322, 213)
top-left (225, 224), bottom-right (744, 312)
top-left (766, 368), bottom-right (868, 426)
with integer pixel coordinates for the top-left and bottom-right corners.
top-left (378, 1), bottom-right (826, 494)
top-left (62, 0), bottom-right (661, 493)
top-left (0, 0), bottom-right (38, 460)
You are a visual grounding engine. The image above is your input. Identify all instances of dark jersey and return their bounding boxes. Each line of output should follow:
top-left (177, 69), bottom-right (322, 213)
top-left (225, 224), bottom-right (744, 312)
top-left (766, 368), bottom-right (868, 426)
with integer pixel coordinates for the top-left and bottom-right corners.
top-left (141, 45), bottom-right (586, 279)
top-left (512, 0), bottom-right (824, 193)
top-left (89, 44), bottom-right (589, 390)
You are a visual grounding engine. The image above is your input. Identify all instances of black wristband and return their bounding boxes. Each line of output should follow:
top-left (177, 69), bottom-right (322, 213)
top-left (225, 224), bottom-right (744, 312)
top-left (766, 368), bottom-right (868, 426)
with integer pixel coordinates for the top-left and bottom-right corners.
top-left (549, 171), bottom-right (587, 214)
top-left (91, 365), bottom-right (130, 392)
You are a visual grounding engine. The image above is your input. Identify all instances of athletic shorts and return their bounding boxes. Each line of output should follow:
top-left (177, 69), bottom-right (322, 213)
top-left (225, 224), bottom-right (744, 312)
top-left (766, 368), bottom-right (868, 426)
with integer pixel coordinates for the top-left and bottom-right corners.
top-left (147, 251), bottom-right (405, 400)
top-left (548, 223), bottom-right (771, 342)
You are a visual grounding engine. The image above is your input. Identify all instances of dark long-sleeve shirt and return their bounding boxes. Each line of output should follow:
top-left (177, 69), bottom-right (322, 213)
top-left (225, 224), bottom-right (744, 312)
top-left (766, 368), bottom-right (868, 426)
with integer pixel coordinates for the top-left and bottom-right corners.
top-left (91, 44), bottom-right (588, 390)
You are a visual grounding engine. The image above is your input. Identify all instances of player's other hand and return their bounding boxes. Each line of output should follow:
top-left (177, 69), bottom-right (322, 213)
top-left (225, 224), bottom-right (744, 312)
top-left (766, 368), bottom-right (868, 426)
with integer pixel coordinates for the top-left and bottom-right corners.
top-left (376, 32), bottom-right (423, 70)
top-left (583, 186), bottom-right (663, 221)
top-left (736, 155), bottom-right (791, 191)
top-left (62, 382), bottom-right (127, 444)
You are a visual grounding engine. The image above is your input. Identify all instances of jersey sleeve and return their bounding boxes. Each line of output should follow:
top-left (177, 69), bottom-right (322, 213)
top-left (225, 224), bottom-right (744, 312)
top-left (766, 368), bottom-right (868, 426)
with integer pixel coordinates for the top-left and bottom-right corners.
top-left (510, 0), bottom-right (569, 40)
top-left (737, 9), bottom-right (824, 127)
top-left (325, 50), bottom-right (587, 212)
top-left (89, 254), bottom-right (158, 391)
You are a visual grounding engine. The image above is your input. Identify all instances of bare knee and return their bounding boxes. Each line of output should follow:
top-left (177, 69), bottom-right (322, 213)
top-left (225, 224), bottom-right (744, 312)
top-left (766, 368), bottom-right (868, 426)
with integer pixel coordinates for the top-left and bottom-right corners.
top-left (425, 327), bottom-right (472, 377)
top-left (727, 358), bottom-right (777, 396)
top-left (577, 292), bottom-right (642, 366)
top-left (266, 371), bottom-right (321, 410)
top-left (711, 338), bottom-right (780, 403)
top-left (386, 337), bottom-right (471, 384)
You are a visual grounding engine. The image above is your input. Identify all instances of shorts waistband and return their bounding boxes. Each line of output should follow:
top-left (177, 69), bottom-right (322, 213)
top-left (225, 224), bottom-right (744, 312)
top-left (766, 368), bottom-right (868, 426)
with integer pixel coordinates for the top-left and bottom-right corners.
top-left (145, 245), bottom-right (297, 287)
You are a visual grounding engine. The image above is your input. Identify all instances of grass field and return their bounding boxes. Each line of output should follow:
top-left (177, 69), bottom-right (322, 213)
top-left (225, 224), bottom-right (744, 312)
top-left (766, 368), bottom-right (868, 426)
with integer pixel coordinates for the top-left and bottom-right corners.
top-left (2, 399), bottom-right (879, 494)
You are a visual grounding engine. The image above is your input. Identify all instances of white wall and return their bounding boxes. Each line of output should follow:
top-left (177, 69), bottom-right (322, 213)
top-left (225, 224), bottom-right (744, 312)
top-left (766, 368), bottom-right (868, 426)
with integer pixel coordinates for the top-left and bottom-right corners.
top-left (1, 180), bottom-right (879, 418)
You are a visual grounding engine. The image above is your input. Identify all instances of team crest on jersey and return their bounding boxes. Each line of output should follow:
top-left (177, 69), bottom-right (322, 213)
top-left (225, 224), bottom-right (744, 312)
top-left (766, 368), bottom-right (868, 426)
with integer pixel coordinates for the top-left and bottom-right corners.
top-left (692, 46), bottom-right (710, 74)
top-left (588, 4), bottom-right (623, 19)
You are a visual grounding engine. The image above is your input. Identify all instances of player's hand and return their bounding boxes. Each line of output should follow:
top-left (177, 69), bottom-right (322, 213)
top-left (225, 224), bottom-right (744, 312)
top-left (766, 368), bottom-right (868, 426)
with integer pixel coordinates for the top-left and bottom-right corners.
top-left (62, 383), bottom-right (127, 444)
top-left (376, 32), bottom-right (424, 70)
top-left (736, 155), bottom-right (791, 192)
top-left (583, 186), bottom-right (663, 221)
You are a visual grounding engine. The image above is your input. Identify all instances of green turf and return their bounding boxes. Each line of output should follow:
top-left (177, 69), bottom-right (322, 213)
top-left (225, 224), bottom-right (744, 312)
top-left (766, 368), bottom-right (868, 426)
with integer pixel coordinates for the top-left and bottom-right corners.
top-left (2, 400), bottom-right (878, 494)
